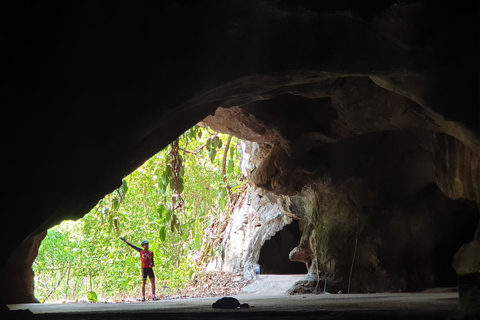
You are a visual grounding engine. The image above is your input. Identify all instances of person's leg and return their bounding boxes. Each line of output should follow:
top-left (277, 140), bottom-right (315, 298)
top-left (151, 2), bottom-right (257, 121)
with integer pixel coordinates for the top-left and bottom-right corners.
top-left (141, 279), bottom-right (146, 300)
top-left (141, 268), bottom-right (147, 301)
top-left (150, 277), bottom-right (156, 299)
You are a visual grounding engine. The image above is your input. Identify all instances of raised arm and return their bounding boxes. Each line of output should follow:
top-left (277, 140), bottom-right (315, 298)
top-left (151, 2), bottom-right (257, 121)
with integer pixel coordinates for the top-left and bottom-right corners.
top-left (120, 237), bottom-right (142, 252)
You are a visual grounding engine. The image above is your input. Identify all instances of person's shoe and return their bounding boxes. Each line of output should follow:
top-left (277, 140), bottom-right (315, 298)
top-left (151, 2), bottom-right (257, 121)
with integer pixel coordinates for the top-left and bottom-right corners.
top-left (141, 297), bottom-right (146, 302)
top-left (153, 296), bottom-right (159, 301)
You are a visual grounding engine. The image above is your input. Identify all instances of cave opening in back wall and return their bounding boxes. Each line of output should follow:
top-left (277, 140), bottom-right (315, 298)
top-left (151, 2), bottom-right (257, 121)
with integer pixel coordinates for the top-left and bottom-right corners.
top-left (258, 220), bottom-right (308, 274)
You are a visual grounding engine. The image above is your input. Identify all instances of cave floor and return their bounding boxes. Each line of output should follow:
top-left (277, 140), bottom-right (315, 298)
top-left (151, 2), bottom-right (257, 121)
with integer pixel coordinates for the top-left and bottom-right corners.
top-left (7, 275), bottom-right (462, 319)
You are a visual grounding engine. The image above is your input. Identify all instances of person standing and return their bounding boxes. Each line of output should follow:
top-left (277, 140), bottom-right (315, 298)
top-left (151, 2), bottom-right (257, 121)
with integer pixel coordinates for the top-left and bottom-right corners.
top-left (120, 237), bottom-right (159, 301)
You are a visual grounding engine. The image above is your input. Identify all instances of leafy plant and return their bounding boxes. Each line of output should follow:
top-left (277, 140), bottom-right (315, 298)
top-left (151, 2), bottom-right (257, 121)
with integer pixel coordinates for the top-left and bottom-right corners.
top-left (33, 126), bottom-right (245, 302)
top-left (87, 291), bottom-right (98, 303)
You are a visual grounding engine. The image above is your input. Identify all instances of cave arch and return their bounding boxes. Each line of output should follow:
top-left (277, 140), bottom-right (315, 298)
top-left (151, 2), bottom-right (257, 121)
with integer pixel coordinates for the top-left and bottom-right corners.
top-left (4, 1), bottom-right (479, 318)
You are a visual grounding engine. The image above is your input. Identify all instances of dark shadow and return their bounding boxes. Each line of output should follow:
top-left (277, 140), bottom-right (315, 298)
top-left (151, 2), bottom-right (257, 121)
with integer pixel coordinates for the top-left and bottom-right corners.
top-left (258, 220), bottom-right (308, 274)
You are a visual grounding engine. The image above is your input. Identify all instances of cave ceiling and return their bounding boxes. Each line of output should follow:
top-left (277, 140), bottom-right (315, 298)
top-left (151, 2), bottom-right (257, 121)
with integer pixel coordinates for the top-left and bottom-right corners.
top-left (201, 74), bottom-right (478, 197)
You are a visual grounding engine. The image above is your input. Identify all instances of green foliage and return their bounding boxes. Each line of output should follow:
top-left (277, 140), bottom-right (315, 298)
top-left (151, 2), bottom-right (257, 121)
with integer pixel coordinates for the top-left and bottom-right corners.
top-left (87, 291), bottom-right (98, 303)
top-left (33, 126), bottom-right (245, 302)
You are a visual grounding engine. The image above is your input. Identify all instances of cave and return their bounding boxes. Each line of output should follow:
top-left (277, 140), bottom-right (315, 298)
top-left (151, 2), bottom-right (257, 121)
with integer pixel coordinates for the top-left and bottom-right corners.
top-left (4, 0), bottom-right (479, 319)
top-left (258, 220), bottom-right (308, 275)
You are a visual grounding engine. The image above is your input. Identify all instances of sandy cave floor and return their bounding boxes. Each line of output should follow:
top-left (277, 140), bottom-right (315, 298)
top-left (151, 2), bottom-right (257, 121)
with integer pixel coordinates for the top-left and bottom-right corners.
top-left (7, 275), bottom-right (463, 319)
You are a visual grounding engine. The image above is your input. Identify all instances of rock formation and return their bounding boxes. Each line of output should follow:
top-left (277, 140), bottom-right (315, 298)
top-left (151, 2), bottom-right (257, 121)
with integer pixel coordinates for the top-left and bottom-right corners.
top-left (206, 183), bottom-right (294, 279)
top-left (4, 0), bottom-right (479, 317)
top-left (210, 138), bottom-right (478, 293)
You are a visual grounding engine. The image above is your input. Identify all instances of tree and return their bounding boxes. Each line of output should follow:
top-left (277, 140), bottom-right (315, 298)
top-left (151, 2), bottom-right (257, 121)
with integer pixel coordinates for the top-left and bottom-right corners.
top-left (34, 126), bottom-right (245, 302)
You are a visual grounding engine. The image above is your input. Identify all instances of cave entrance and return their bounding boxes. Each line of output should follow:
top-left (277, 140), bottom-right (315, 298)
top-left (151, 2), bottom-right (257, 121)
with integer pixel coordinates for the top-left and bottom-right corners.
top-left (258, 220), bottom-right (308, 274)
top-left (32, 125), bottom-right (247, 303)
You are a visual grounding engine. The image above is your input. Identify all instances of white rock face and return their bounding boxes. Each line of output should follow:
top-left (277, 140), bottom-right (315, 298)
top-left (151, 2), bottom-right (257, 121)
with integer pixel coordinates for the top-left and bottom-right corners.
top-left (207, 141), bottom-right (293, 279)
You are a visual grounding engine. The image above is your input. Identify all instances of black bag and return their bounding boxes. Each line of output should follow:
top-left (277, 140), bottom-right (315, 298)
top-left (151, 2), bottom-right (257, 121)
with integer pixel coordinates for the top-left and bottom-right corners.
top-left (212, 297), bottom-right (250, 309)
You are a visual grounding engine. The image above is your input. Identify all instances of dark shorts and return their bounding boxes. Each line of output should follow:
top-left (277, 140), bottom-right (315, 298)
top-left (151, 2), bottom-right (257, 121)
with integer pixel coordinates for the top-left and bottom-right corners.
top-left (142, 268), bottom-right (155, 280)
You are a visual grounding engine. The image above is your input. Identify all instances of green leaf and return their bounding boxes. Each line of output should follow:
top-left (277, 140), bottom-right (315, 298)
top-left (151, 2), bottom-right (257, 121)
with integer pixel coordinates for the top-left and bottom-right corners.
top-left (112, 198), bottom-right (120, 212)
top-left (165, 165), bottom-right (172, 179)
top-left (227, 159), bottom-right (234, 174)
top-left (165, 209), bottom-right (172, 222)
top-left (219, 198), bottom-right (227, 208)
top-left (159, 226), bottom-right (166, 242)
top-left (156, 205), bottom-right (164, 219)
top-left (180, 165), bottom-right (185, 177)
top-left (215, 136), bottom-right (222, 149)
top-left (87, 291), bottom-right (98, 302)
top-left (219, 197), bottom-right (227, 208)
top-left (118, 179), bottom-right (128, 198)
top-left (219, 188), bottom-right (228, 208)
top-left (162, 171), bottom-right (169, 185)
top-left (158, 183), bottom-right (167, 194)
top-left (209, 148), bottom-right (216, 162)
top-left (195, 234), bottom-right (202, 249)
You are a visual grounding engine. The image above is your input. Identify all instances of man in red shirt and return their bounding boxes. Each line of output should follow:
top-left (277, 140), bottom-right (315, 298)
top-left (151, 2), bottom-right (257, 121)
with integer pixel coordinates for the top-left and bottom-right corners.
top-left (120, 237), bottom-right (159, 301)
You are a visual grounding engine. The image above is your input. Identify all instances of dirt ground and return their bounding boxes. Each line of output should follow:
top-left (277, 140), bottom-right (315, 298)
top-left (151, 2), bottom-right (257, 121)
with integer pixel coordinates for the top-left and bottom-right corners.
top-left (7, 275), bottom-right (465, 320)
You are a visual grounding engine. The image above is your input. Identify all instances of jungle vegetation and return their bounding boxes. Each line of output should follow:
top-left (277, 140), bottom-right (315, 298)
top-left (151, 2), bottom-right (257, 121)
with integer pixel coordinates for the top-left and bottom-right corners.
top-left (33, 126), bottom-right (245, 302)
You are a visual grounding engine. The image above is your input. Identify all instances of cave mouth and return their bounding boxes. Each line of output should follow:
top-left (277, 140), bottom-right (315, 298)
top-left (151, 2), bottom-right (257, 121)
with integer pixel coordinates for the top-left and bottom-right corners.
top-left (258, 220), bottom-right (308, 275)
top-left (31, 126), bottom-right (247, 304)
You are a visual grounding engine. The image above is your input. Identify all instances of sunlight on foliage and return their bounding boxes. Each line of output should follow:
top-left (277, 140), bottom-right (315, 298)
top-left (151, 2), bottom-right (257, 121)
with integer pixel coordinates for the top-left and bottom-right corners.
top-left (34, 126), bottom-right (245, 302)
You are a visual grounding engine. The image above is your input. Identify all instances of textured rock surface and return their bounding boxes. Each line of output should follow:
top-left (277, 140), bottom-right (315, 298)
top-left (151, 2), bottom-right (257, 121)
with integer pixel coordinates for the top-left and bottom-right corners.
top-left (207, 142), bottom-right (309, 279)
top-left (207, 145), bottom-right (293, 279)
top-left (212, 136), bottom-right (478, 294)
top-left (0, 231), bottom-right (46, 304)
top-left (4, 1), bottom-right (479, 315)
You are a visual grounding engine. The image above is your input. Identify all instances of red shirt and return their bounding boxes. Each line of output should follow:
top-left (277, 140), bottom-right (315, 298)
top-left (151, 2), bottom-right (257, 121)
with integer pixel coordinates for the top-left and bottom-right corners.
top-left (140, 249), bottom-right (154, 268)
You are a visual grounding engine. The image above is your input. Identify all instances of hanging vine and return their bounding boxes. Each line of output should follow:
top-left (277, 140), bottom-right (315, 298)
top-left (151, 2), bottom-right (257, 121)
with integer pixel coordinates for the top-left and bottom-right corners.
top-left (168, 138), bottom-right (185, 211)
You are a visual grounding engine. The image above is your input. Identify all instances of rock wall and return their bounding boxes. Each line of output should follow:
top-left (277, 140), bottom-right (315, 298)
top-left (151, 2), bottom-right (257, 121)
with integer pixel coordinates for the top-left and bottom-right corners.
top-left (434, 133), bottom-right (480, 314)
top-left (0, 232), bottom-right (46, 304)
top-left (284, 181), bottom-right (478, 294)
top-left (214, 137), bottom-right (478, 294)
